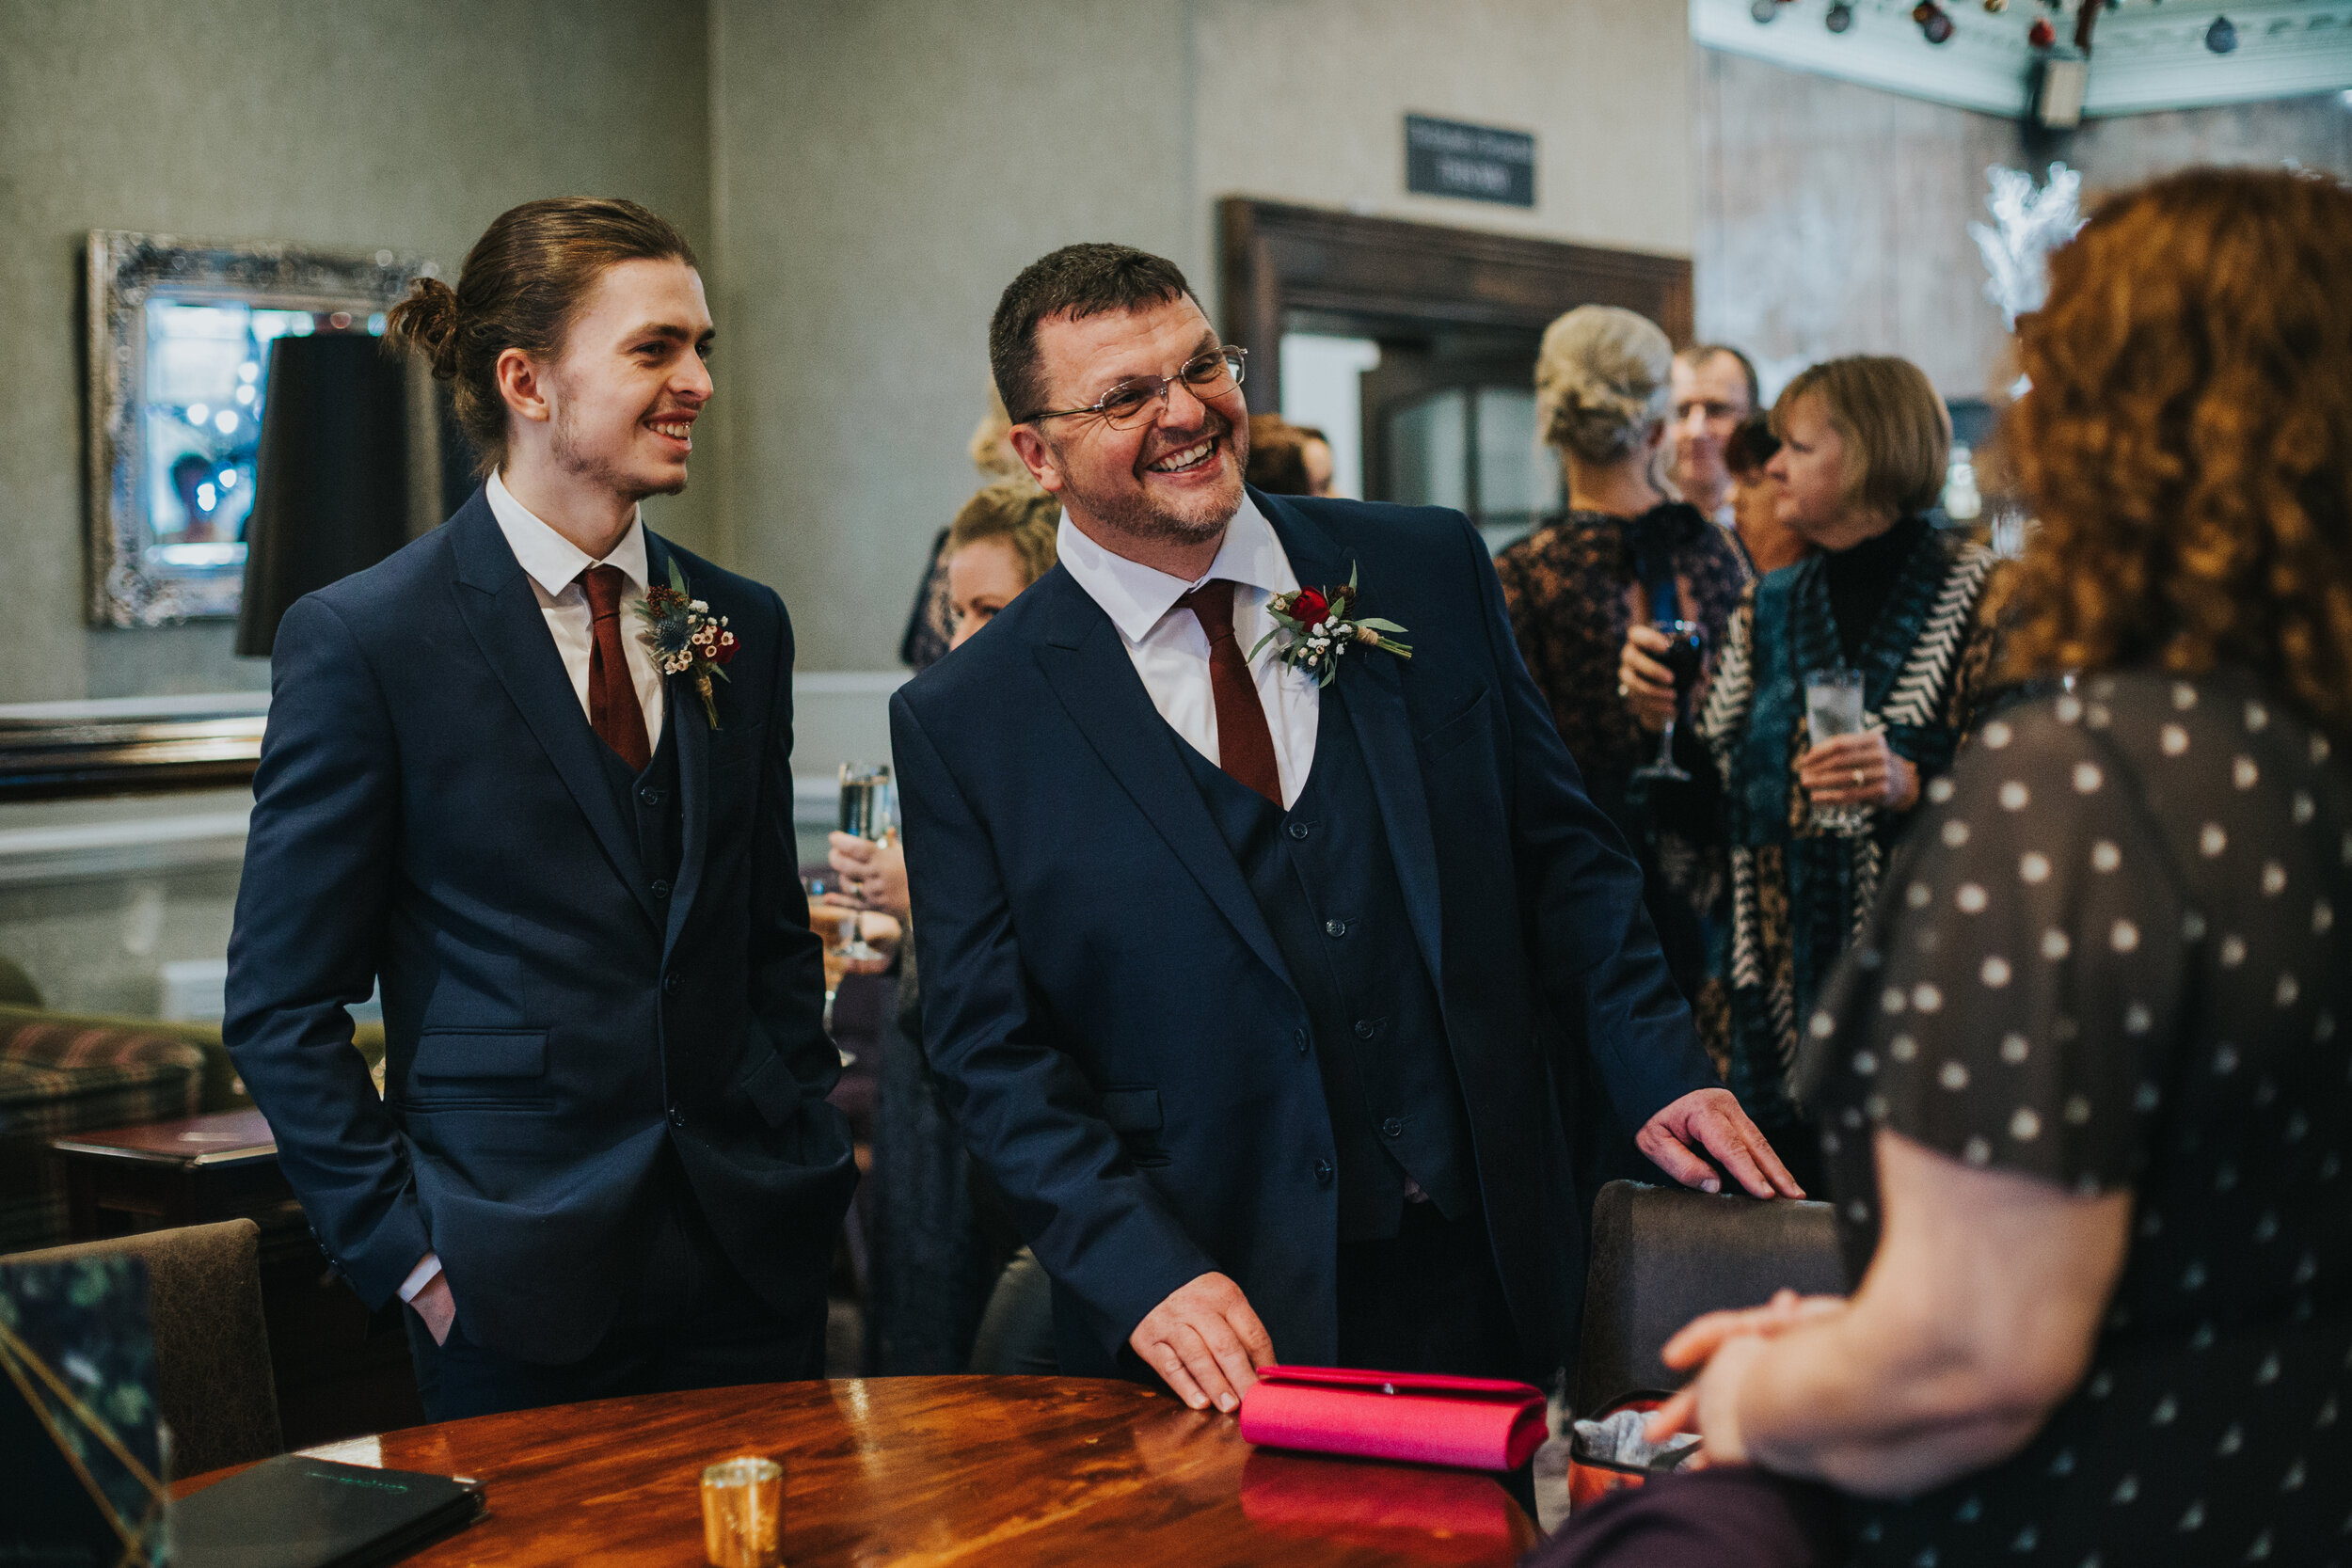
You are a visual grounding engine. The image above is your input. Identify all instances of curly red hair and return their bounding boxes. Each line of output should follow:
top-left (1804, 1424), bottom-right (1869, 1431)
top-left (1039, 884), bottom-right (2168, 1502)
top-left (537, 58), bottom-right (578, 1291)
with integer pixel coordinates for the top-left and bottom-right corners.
top-left (2002, 168), bottom-right (2352, 738)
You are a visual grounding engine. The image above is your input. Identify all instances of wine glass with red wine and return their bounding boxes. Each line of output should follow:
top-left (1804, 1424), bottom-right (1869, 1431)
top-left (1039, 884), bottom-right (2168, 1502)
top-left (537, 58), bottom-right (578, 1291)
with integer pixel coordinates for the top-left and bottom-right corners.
top-left (1630, 620), bottom-right (1708, 784)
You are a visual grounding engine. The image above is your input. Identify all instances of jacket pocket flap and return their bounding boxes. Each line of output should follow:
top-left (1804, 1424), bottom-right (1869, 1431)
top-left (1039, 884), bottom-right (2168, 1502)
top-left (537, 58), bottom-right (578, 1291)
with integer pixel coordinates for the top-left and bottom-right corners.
top-left (739, 1044), bottom-right (804, 1128)
top-left (414, 1030), bottom-right (547, 1078)
top-left (1098, 1087), bottom-right (1162, 1133)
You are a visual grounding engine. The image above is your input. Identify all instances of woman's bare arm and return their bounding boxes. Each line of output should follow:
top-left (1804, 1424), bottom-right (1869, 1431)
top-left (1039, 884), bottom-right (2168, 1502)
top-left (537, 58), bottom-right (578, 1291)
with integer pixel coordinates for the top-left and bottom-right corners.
top-left (1655, 1128), bottom-right (2130, 1497)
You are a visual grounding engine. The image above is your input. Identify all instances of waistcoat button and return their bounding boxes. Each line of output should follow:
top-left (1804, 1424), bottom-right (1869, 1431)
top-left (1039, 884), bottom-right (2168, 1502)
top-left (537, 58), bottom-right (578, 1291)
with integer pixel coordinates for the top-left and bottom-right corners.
top-left (1287, 821), bottom-right (1311, 841)
top-left (1294, 1026), bottom-right (1310, 1054)
top-left (1324, 919), bottom-right (1347, 938)
top-left (1314, 1159), bottom-right (1335, 1187)
top-left (640, 786), bottom-right (665, 808)
top-left (651, 879), bottom-right (673, 900)
top-left (663, 970), bottom-right (682, 996)
top-left (669, 1106), bottom-right (686, 1128)
top-left (1354, 1019), bottom-right (1376, 1040)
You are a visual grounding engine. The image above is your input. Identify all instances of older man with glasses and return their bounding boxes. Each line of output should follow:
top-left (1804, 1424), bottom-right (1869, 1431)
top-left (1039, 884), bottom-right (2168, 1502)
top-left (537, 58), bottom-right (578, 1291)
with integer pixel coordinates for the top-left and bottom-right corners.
top-left (891, 243), bottom-right (1797, 1428)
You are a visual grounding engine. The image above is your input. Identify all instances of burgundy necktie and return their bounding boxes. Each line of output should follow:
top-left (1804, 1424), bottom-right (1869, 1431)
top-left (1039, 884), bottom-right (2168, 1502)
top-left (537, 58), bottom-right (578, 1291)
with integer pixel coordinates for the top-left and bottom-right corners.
top-left (1178, 579), bottom-right (1281, 806)
top-left (580, 565), bottom-right (652, 772)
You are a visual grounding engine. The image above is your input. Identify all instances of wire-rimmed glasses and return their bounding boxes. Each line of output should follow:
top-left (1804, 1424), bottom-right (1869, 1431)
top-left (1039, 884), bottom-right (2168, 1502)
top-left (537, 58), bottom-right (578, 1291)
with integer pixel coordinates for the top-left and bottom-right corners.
top-left (1022, 346), bottom-right (1248, 429)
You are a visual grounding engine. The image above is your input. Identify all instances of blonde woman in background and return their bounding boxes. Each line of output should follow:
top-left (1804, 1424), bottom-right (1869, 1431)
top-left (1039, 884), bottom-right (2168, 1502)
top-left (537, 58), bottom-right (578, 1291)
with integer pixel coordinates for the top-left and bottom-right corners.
top-left (1495, 307), bottom-right (1751, 1077)
top-left (847, 477), bottom-right (1060, 1374)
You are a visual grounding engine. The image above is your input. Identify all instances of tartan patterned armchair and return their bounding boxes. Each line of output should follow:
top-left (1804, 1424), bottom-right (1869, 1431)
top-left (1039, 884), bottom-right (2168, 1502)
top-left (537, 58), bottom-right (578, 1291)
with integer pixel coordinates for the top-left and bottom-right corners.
top-left (0, 953), bottom-right (386, 1253)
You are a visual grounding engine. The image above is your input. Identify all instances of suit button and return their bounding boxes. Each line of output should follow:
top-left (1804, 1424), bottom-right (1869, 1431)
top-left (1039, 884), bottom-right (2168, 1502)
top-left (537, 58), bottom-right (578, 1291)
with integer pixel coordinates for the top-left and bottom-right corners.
top-left (640, 786), bottom-right (665, 807)
top-left (663, 971), bottom-right (682, 996)
top-left (1382, 1117), bottom-right (1404, 1139)
top-left (1354, 1019), bottom-right (1376, 1040)
top-left (1314, 1159), bottom-right (1334, 1187)
top-left (650, 879), bottom-right (672, 900)
top-left (1324, 919), bottom-right (1347, 938)
top-left (1287, 821), bottom-right (1311, 841)
top-left (1294, 1027), bottom-right (1310, 1055)
top-left (669, 1105), bottom-right (686, 1128)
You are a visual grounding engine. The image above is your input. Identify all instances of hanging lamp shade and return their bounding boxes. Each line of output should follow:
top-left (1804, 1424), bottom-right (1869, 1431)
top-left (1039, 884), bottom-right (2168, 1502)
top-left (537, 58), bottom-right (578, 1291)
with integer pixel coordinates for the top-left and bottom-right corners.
top-left (234, 333), bottom-right (415, 657)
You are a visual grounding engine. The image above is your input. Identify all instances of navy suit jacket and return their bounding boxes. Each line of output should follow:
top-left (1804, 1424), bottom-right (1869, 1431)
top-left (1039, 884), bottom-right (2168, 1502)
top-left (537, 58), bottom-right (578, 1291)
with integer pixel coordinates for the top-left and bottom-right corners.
top-left (225, 488), bottom-right (855, 1363)
top-left (889, 490), bottom-right (1716, 1380)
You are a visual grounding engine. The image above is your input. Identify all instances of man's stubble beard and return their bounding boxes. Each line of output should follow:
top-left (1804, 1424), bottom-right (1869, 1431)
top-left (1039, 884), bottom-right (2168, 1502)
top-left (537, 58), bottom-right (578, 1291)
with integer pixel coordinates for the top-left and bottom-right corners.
top-left (549, 376), bottom-right (688, 503)
top-left (1048, 414), bottom-right (1243, 548)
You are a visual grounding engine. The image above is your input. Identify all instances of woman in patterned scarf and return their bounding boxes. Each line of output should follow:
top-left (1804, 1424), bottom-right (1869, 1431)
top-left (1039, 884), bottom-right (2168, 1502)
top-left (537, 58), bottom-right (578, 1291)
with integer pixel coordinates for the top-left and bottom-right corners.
top-left (1622, 356), bottom-right (2006, 1193)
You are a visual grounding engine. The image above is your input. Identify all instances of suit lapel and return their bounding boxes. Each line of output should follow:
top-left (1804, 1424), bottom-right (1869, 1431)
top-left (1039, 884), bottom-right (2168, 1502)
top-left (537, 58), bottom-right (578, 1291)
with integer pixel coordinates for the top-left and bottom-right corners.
top-left (651, 533), bottom-right (709, 958)
top-left (1260, 491), bottom-right (1449, 991)
top-left (1032, 570), bottom-right (1295, 996)
top-left (447, 493), bottom-right (660, 931)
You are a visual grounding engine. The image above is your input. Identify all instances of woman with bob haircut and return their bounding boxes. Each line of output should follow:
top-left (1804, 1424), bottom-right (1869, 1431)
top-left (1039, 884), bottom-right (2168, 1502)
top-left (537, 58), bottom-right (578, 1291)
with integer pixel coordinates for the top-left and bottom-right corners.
top-left (1549, 165), bottom-right (2352, 1568)
top-left (1622, 355), bottom-right (2006, 1190)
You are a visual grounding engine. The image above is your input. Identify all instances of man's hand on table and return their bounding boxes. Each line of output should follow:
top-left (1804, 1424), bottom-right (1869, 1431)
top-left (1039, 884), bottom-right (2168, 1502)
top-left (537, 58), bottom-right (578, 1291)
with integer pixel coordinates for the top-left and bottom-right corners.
top-left (410, 1272), bottom-right (456, 1346)
top-left (1637, 1086), bottom-right (1807, 1198)
top-left (1130, 1272), bottom-right (1275, 1414)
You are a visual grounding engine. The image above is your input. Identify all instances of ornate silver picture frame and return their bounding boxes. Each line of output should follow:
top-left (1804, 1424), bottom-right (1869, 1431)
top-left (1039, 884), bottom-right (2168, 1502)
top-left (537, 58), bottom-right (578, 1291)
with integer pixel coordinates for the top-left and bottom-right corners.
top-left (85, 231), bottom-right (432, 626)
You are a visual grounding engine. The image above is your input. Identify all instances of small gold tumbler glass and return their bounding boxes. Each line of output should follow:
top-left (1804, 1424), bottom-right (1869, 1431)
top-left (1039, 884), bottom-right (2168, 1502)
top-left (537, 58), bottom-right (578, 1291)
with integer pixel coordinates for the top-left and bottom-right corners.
top-left (700, 1456), bottom-right (784, 1568)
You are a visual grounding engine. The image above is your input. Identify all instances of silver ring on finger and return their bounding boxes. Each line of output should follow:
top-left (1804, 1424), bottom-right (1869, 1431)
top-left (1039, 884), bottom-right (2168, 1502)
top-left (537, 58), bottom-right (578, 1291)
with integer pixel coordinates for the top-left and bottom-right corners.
top-left (1852, 768), bottom-right (1865, 788)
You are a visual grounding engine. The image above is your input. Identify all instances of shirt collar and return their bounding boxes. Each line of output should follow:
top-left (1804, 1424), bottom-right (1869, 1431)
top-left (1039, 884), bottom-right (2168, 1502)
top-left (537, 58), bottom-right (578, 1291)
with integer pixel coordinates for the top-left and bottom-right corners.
top-left (1055, 490), bottom-right (1297, 644)
top-left (485, 469), bottom-right (649, 598)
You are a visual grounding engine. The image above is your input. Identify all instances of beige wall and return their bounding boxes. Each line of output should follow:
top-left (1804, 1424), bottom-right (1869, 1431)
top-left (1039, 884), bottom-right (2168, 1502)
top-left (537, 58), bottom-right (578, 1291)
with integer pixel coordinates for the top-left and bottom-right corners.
top-left (711, 0), bottom-right (1696, 671)
top-left (1, 0), bottom-right (716, 702)
top-left (1191, 0), bottom-right (1692, 260)
top-left (1694, 46), bottom-right (2352, 401)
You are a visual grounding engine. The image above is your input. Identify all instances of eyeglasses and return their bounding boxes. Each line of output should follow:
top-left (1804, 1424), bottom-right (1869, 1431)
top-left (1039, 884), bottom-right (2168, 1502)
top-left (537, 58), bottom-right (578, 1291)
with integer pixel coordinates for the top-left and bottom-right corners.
top-left (1024, 346), bottom-right (1248, 430)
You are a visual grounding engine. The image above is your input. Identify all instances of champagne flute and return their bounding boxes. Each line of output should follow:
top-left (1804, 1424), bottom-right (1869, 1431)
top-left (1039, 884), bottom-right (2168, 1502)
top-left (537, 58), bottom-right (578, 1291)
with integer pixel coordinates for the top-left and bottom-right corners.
top-left (834, 764), bottom-right (894, 963)
top-left (800, 873), bottom-right (857, 1050)
top-left (1803, 667), bottom-right (1869, 835)
top-left (1631, 620), bottom-right (1708, 784)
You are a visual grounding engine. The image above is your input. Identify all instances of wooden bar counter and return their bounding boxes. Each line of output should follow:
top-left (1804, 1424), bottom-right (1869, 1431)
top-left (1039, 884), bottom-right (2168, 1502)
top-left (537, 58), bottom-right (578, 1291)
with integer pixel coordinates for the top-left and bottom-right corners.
top-left (176, 1375), bottom-right (1539, 1566)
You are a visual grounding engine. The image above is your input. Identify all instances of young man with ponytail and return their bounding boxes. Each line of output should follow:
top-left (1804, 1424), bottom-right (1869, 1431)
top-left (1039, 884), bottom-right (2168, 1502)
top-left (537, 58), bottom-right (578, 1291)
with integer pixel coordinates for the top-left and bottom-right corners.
top-left (225, 198), bottom-right (854, 1418)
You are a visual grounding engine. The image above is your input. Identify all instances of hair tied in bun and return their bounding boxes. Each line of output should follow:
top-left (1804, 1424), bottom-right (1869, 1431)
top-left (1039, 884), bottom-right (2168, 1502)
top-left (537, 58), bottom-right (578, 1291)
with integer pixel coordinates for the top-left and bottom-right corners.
top-left (385, 276), bottom-right (463, 379)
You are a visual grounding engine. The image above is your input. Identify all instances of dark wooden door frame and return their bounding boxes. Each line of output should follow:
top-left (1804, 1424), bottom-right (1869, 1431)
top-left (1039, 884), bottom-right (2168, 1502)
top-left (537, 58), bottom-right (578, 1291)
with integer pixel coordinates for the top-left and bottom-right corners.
top-left (1218, 198), bottom-right (1693, 414)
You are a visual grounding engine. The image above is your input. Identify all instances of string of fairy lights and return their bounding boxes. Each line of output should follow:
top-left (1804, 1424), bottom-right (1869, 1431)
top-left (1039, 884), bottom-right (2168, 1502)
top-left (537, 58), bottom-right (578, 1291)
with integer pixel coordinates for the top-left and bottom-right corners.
top-left (1747, 0), bottom-right (2249, 54)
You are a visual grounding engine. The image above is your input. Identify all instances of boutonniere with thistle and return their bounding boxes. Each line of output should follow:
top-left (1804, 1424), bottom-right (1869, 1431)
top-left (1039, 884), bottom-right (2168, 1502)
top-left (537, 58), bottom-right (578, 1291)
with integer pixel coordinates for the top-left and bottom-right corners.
top-left (635, 558), bottom-right (739, 729)
top-left (1248, 563), bottom-right (1413, 688)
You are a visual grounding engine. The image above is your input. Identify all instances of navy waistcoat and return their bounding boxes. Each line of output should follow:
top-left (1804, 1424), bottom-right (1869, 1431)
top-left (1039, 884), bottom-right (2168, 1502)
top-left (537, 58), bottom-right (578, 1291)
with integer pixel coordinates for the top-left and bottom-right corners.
top-left (1178, 693), bottom-right (1475, 1242)
top-left (596, 702), bottom-right (684, 902)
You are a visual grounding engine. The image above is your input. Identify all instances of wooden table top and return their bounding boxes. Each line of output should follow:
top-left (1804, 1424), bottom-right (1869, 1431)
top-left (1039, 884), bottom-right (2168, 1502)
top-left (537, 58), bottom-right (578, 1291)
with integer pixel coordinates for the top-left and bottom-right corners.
top-left (177, 1375), bottom-right (1538, 1566)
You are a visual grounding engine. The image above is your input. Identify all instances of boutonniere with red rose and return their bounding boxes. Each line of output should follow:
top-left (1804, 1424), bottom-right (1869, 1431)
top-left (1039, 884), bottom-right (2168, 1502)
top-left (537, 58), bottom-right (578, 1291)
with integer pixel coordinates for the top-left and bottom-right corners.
top-left (635, 558), bottom-right (739, 729)
top-left (1248, 562), bottom-right (1413, 688)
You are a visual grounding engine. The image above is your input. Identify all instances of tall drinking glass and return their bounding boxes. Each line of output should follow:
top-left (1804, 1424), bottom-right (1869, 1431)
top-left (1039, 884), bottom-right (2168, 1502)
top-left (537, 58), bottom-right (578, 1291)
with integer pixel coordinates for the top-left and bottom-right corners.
top-left (1631, 621), bottom-right (1709, 784)
top-left (835, 764), bottom-right (893, 962)
top-left (1803, 666), bottom-right (1868, 835)
top-left (800, 873), bottom-right (856, 1037)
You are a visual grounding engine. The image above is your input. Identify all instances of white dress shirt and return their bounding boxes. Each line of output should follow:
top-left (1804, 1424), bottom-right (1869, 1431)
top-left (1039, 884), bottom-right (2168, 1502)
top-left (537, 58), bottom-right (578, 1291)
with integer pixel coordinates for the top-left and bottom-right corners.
top-left (398, 474), bottom-right (668, 1310)
top-left (1055, 492), bottom-right (1321, 808)
top-left (486, 469), bottom-right (666, 752)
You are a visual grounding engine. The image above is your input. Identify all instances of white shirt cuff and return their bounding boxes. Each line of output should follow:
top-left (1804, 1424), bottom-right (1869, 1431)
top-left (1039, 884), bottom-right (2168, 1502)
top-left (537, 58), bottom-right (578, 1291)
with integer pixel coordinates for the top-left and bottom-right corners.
top-left (396, 1252), bottom-right (443, 1303)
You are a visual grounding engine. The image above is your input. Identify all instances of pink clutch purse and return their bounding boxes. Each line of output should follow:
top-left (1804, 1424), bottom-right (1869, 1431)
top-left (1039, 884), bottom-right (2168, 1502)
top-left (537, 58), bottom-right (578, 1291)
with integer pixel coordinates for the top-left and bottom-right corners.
top-left (1237, 1365), bottom-right (1549, 1472)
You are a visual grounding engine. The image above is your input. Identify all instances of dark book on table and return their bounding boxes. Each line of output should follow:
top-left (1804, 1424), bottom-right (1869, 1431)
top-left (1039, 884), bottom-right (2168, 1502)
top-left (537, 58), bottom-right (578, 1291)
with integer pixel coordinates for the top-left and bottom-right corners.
top-left (171, 1454), bottom-right (485, 1568)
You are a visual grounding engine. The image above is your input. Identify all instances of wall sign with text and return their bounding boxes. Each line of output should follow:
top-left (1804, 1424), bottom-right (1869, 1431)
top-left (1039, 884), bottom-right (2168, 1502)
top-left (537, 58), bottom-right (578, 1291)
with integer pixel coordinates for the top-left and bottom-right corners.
top-left (1404, 115), bottom-right (1536, 209)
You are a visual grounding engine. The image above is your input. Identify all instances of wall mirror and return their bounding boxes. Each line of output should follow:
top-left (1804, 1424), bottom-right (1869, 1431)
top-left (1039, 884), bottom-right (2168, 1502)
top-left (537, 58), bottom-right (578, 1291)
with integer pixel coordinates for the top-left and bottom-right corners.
top-left (85, 230), bottom-right (431, 626)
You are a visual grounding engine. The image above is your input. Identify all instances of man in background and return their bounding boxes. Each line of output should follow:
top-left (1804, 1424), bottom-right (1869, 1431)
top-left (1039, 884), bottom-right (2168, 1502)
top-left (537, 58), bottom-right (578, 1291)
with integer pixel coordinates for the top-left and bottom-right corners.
top-left (1668, 344), bottom-right (1759, 529)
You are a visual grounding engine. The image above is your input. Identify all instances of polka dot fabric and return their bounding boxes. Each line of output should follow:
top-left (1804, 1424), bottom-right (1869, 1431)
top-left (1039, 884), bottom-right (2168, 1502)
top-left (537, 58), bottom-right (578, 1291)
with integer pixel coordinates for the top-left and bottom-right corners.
top-left (1804, 669), bottom-right (2352, 1567)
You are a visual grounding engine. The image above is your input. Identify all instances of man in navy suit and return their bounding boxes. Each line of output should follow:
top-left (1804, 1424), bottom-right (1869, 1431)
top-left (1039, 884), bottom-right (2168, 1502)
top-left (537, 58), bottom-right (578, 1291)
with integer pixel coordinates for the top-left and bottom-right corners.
top-left (226, 199), bottom-right (854, 1419)
top-left (893, 245), bottom-right (1802, 1415)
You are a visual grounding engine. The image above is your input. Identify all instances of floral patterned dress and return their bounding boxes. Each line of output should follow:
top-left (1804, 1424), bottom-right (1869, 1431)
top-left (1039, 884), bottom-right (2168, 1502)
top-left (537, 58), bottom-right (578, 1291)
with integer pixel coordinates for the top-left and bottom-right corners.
top-left (1496, 504), bottom-right (1751, 1042)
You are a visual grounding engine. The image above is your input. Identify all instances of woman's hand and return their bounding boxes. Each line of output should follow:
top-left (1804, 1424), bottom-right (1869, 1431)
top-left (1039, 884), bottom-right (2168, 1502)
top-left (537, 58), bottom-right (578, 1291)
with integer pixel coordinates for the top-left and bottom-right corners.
top-left (827, 832), bottom-right (911, 921)
top-left (1618, 625), bottom-right (1680, 733)
top-left (1644, 1290), bottom-right (1847, 1463)
top-left (1797, 730), bottom-right (1918, 812)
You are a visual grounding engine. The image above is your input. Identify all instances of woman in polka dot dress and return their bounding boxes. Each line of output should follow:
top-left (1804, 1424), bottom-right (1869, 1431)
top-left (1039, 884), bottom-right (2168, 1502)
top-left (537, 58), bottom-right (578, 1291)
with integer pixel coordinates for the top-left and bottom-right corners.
top-left (1536, 168), bottom-right (2351, 1567)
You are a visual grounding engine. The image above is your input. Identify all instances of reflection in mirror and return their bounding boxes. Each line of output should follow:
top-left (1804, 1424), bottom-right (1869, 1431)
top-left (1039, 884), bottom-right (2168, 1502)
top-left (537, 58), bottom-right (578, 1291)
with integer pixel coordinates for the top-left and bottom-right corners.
top-left (86, 232), bottom-right (428, 626)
